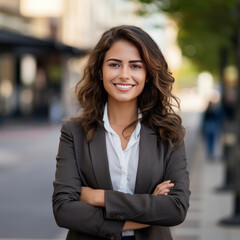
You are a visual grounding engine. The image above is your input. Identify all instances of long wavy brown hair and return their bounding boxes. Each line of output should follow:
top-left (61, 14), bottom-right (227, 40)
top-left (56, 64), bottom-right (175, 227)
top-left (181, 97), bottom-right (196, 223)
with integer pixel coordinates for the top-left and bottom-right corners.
top-left (75, 25), bottom-right (185, 145)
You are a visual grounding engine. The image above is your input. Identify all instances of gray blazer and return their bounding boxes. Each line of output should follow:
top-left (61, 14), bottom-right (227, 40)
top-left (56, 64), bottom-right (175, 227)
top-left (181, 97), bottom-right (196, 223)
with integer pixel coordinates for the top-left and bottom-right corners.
top-left (52, 120), bottom-right (190, 240)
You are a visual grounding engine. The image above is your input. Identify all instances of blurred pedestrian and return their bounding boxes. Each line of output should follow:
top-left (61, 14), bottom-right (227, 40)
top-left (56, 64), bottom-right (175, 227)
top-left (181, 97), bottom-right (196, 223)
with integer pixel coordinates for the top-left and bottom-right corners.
top-left (202, 99), bottom-right (223, 159)
top-left (52, 25), bottom-right (190, 240)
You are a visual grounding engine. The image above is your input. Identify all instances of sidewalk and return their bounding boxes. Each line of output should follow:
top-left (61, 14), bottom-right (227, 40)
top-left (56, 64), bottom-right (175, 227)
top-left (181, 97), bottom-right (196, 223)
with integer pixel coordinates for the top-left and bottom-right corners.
top-left (171, 137), bottom-right (240, 240)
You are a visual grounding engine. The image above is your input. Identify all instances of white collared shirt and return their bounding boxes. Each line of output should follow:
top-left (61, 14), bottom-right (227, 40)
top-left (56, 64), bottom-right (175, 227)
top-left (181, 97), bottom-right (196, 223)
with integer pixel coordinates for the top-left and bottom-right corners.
top-left (103, 103), bottom-right (141, 236)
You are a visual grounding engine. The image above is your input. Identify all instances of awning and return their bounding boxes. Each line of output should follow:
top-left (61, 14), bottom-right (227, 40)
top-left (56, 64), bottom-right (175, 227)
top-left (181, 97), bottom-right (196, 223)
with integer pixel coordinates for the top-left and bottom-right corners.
top-left (0, 29), bottom-right (88, 57)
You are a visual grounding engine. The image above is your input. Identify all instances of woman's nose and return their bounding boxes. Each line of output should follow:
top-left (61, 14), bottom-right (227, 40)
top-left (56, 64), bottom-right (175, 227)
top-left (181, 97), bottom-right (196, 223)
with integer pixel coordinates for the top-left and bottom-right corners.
top-left (118, 66), bottom-right (130, 79)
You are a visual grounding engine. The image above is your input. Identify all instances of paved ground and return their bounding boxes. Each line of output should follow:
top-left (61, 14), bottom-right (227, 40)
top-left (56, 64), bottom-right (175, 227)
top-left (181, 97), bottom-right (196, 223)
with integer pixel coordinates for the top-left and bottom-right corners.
top-left (171, 131), bottom-right (240, 240)
top-left (0, 122), bottom-right (65, 239)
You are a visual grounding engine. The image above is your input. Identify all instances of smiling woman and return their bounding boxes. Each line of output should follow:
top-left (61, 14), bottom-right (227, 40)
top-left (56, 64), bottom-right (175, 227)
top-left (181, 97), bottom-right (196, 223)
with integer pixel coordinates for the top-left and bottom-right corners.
top-left (52, 25), bottom-right (190, 240)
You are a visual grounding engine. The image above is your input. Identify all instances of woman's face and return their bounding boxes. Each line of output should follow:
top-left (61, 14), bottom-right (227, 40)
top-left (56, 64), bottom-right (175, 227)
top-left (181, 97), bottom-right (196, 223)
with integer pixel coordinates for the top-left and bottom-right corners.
top-left (101, 40), bottom-right (147, 105)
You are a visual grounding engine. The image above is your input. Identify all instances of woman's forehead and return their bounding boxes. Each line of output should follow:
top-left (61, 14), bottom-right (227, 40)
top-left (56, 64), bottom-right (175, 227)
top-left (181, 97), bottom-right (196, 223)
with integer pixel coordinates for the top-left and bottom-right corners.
top-left (104, 40), bottom-right (142, 61)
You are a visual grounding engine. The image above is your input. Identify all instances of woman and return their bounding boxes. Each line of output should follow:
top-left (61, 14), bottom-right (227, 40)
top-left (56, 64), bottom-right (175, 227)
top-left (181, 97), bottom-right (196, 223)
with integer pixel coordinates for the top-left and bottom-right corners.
top-left (52, 25), bottom-right (190, 240)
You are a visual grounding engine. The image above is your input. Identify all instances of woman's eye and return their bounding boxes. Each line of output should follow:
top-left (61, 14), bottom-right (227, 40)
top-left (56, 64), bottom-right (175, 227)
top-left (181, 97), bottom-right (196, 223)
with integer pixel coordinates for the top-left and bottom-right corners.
top-left (109, 63), bottom-right (120, 67)
top-left (131, 64), bottom-right (141, 69)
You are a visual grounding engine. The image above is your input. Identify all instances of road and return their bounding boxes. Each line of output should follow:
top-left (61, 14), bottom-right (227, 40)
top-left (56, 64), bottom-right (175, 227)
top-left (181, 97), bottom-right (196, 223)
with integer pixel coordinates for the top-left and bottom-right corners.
top-left (0, 123), bottom-right (65, 239)
top-left (0, 112), bottom-right (202, 239)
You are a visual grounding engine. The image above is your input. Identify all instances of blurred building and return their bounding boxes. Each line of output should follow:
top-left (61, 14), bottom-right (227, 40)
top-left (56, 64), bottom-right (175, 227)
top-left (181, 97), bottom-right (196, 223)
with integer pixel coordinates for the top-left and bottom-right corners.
top-left (0, 0), bottom-right (171, 122)
top-left (0, 0), bottom-right (88, 122)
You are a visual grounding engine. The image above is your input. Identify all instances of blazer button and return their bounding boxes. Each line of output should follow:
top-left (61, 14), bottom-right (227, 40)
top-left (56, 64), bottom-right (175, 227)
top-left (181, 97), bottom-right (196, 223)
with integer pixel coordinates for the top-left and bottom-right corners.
top-left (110, 213), bottom-right (115, 218)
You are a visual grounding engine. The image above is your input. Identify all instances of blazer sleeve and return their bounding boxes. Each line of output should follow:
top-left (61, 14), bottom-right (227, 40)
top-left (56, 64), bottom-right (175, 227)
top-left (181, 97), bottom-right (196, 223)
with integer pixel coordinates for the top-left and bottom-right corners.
top-left (104, 141), bottom-right (190, 226)
top-left (52, 121), bottom-right (124, 239)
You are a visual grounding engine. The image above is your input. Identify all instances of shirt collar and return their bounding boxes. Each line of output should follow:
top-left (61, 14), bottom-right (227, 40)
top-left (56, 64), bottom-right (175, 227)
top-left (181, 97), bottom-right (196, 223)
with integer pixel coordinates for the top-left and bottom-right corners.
top-left (103, 103), bottom-right (141, 138)
top-left (103, 103), bottom-right (115, 134)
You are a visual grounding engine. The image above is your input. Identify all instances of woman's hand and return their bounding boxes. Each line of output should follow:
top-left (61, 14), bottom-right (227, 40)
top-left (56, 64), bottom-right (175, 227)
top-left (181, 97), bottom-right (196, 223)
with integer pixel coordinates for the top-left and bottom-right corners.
top-left (80, 187), bottom-right (105, 207)
top-left (152, 180), bottom-right (174, 196)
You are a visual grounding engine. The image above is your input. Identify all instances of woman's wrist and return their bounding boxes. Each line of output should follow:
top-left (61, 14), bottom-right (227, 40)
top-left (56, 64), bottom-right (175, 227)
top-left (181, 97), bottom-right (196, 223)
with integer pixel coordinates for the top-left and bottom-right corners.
top-left (94, 189), bottom-right (105, 207)
top-left (80, 187), bottom-right (105, 207)
top-left (122, 220), bottom-right (150, 231)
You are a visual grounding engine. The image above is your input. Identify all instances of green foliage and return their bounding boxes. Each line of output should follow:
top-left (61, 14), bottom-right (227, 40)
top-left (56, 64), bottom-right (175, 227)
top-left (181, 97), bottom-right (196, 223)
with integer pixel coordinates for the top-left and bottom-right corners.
top-left (133, 0), bottom-right (240, 74)
top-left (175, 58), bottom-right (199, 87)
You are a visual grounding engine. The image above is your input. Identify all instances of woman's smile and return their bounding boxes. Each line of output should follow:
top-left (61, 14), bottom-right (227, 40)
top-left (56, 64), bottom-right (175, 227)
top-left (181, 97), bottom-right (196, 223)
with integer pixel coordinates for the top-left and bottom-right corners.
top-left (113, 83), bottom-right (135, 91)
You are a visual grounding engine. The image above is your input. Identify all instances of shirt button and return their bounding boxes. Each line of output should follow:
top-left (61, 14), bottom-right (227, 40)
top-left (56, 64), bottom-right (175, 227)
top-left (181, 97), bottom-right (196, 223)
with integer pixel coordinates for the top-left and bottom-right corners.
top-left (122, 171), bottom-right (126, 176)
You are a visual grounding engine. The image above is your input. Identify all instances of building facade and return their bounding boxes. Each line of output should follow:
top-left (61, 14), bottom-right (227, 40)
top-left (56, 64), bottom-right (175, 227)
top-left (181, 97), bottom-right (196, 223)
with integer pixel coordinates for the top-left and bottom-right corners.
top-left (0, 0), bottom-right (87, 122)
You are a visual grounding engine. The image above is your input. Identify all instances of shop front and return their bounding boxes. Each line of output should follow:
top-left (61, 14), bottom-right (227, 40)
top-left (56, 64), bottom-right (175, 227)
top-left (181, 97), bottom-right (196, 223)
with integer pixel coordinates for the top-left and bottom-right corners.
top-left (0, 29), bottom-right (87, 123)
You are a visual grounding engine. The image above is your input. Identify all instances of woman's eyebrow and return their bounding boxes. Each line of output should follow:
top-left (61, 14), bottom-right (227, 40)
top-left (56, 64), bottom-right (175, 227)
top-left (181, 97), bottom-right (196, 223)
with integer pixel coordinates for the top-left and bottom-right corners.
top-left (106, 58), bottom-right (122, 62)
top-left (106, 58), bottom-right (143, 63)
top-left (129, 60), bottom-right (143, 63)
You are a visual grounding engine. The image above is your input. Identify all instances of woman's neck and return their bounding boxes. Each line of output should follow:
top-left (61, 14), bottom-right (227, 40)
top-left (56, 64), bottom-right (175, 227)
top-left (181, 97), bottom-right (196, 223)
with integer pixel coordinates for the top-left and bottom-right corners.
top-left (107, 100), bottom-right (138, 128)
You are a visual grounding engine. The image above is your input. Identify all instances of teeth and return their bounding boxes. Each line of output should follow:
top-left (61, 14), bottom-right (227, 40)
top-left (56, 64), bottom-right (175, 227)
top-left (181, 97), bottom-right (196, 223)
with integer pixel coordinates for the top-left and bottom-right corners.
top-left (115, 84), bottom-right (133, 89)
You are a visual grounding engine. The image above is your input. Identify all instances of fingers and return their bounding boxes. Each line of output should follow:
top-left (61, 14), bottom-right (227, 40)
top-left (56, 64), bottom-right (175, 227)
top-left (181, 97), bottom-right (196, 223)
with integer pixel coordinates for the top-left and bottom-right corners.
top-left (153, 180), bottom-right (174, 195)
top-left (153, 180), bottom-right (174, 196)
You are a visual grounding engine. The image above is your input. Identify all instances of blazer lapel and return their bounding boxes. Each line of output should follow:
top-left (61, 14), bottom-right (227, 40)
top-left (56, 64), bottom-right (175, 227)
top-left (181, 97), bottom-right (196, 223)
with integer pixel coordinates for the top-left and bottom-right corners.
top-left (135, 123), bottom-right (157, 194)
top-left (89, 126), bottom-right (113, 190)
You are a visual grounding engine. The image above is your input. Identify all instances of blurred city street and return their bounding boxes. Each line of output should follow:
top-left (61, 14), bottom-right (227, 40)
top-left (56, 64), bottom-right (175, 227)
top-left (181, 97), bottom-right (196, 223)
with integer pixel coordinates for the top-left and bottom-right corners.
top-left (1, 1), bottom-right (240, 239)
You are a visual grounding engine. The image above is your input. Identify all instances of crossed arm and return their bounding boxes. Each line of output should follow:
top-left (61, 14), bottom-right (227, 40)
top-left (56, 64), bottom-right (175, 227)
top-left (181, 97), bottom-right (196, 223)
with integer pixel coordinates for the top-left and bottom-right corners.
top-left (53, 122), bottom-right (190, 239)
top-left (80, 180), bottom-right (175, 231)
